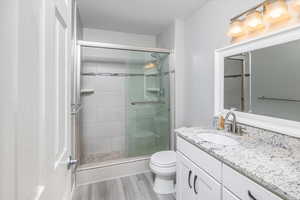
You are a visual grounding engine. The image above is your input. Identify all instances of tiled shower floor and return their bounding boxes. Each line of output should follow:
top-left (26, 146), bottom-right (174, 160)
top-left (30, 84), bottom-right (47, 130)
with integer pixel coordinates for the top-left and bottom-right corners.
top-left (81, 151), bottom-right (125, 165)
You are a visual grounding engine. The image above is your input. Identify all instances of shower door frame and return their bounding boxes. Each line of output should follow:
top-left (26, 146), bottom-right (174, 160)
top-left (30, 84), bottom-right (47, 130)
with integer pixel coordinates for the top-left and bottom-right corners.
top-left (75, 40), bottom-right (174, 170)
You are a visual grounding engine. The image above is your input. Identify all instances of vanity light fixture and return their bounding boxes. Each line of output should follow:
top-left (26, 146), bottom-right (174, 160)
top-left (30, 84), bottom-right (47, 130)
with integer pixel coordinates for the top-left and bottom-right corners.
top-left (291, 0), bottom-right (300, 12)
top-left (264, 0), bottom-right (290, 23)
top-left (227, 0), bottom-right (300, 40)
top-left (245, 11), bottom-right (265, 31)
top-left (227, 20), bottom-right (245, 37)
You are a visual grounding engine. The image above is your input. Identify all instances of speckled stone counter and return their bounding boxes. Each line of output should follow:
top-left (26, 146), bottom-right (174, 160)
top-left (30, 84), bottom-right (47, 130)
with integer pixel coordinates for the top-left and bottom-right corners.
top-left (175, 126), bottom-right (300, 200)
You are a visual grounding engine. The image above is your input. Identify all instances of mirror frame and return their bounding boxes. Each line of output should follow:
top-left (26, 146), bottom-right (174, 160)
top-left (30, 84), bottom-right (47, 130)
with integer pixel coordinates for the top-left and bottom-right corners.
top-left (214, 24), bottom-right (300, 138)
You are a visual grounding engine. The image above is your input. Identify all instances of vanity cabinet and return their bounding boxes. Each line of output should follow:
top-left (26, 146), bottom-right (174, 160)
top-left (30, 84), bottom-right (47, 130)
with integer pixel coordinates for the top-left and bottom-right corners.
top-left (176, 153), bottom-right (196, 200)
top-left (176, 136), bottom-right (283, 200)
top-left (223, 188), bottom-right (240, 200)
top-left (223, 165), bottom-right (282, 200)
top-left (177, 152), bottom-right (221, 200)
top-left (176, 137), bottom-right (222, 181)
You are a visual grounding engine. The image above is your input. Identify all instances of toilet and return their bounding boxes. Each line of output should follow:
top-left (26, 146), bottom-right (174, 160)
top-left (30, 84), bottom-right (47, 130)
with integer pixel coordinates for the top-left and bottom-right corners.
top-left (150, 151), bottom-right (176, 194)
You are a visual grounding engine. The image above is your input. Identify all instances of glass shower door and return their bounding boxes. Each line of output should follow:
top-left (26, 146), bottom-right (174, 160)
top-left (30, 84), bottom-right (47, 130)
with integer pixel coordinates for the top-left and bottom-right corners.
top-left (79, 46), bottom-right (170, 166)
top-left (126, 52), bottom-right (170, 158)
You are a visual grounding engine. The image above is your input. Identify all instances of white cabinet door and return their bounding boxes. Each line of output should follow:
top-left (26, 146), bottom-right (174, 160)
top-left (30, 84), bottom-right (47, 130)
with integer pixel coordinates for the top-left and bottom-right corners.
top-left (223, 165), bottom-right (283, 200)
top-left (177, 153), bottom-right (195, 200)
top-left (177, 137), bottom-right (222, 181)
top-left (223, 188), bottom-right (241, 200)
top-left (177, 152), bottom-right (221, 200)
top-left (193, 161), bottom-right (221, 200)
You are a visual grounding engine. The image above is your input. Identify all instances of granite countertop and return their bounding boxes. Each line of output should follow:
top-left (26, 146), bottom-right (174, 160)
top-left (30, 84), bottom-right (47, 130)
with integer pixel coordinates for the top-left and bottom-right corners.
top-left (175, 127), bottom-right (300, 200)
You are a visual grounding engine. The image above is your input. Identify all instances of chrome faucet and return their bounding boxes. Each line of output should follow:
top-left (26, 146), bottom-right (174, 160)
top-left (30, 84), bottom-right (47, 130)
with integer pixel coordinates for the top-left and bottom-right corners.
top-left (224, 111), bottom-right (237, 134)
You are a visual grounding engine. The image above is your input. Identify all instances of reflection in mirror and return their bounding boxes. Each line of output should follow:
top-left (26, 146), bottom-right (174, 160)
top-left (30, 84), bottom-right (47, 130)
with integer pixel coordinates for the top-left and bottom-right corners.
top-left (224, 39), bottom-right (300, 122)
top-left (224, 53), bottom-right (250, 112)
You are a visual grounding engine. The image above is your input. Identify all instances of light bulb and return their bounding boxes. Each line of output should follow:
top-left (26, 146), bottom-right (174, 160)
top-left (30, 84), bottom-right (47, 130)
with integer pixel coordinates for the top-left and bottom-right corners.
top-left (264, 0), bottom-right (290, 23)
top-left (227, 20), bottom-right (245, 37)
top-left (245, 11), bottom-right (265, 31)
top-left (291, 0), bottom-right (300, 12)
top-left (145, 62), bottom-right (156, 69)
top-left (270, 7), bottom-right (285, 18)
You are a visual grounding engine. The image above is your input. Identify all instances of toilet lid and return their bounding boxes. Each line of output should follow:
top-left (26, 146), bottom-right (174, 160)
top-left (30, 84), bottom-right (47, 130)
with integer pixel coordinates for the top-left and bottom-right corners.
top-left (151, 151), bottom-right (176, 167)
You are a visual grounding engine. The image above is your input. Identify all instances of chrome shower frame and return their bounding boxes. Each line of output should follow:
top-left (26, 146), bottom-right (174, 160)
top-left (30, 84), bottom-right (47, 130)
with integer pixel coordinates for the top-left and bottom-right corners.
top-left (73, 40), bottom-right (175, 170)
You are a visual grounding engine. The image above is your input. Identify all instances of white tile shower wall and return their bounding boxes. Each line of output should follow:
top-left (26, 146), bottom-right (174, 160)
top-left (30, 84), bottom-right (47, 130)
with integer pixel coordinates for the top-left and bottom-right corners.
top-left (80, 61), bottom-right (127, 159)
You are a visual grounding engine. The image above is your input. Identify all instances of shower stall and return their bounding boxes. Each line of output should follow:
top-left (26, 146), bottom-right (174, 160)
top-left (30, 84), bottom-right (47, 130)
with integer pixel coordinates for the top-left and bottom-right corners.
top-left (73, 41), bottom-right (173, 169)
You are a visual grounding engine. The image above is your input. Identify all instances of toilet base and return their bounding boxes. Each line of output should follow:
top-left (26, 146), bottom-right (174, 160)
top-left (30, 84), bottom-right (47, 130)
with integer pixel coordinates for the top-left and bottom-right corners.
top-left (153, 174), bottom-right (175, 194)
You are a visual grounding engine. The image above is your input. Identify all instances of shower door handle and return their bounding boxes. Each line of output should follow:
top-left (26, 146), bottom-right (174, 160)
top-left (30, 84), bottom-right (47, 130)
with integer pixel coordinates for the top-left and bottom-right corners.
top-left (67, 156), bottom-right (78, 170)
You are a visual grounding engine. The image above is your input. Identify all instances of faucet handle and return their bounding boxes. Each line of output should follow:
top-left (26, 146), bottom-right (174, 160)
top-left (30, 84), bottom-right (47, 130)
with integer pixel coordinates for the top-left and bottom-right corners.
top-left (230, 107), bottom-right (238, 111)
top-left (224, 122), bottom-right (233, 132)
top-left (236, 125), bottom-right (246, 135)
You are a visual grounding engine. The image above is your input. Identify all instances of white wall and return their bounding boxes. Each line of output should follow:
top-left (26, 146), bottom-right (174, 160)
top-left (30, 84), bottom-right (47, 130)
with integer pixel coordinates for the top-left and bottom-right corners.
top-left (1, 0), bottom-right (47, 199)
top-left (155, 20), bottom-right (188, 151)
top-left (83, 28), bottom-right (156, 47)
top-left (16, 0), bottom-right (45, 198)
top-left (173, 19), bottom-right (187, 128)
top-left (183, 0), bottom-right (262, 127)
top-left (0, 1), bottom-right (18, 199)
top-left (156, 23), bottom-right (175, 49)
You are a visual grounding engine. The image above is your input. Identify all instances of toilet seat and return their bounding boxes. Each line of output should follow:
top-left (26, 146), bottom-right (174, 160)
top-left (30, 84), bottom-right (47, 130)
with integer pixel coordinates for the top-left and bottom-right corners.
top-left (150, 151), bottom-right (176, 168)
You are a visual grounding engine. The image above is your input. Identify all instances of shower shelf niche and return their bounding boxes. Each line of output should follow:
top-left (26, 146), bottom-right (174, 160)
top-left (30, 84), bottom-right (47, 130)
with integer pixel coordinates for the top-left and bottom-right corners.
top-left (146, 88), bottom-right (160, 92)
top-left (145, 73), bottom-right (159, 76)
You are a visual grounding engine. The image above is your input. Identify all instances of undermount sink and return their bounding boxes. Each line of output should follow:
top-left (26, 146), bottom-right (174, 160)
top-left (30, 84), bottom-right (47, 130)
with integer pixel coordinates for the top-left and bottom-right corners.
top-left (195, 133), bottom-right (239, 146)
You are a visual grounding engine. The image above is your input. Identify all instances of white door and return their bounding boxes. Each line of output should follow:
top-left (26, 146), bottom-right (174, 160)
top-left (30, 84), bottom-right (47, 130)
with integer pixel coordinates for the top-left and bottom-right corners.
top-left (177, 153), bottom-right (196, 200)
top-left (1, 0), bottom-right (73, 199)
top-left (43, 0), bottom-right (72, 199)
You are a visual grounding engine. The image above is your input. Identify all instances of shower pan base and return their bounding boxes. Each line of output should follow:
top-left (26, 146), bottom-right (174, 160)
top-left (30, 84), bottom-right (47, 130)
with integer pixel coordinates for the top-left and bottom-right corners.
top-left (76, 156), bottom-right (151, 186)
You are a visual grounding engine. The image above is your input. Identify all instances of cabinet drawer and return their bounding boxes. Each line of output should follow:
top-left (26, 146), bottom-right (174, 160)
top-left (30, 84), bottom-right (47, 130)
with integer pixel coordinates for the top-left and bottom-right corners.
top-left (177, 136), bottom-right (222, 182)
top-left (223, 187), bottom-right (240, 200)
top-left (223, 165), bottom-right (282, 200)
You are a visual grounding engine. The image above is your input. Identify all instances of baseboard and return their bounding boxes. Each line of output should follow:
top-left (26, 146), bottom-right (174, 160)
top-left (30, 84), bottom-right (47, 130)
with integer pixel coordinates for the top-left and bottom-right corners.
top-left (76, 158), bottom-right (151, 186)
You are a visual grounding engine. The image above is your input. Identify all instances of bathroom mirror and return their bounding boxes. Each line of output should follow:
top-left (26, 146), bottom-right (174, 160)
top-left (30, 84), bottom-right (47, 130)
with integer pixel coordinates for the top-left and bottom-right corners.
top-left (224, 39), bottom-right (300, 122)
top-left (215, 25), bottom-right (300, 137)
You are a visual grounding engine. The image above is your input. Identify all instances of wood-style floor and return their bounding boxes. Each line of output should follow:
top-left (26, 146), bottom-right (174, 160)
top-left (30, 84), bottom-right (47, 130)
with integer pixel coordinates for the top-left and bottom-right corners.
top-left (73, 173), bottom-right (176, 200)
